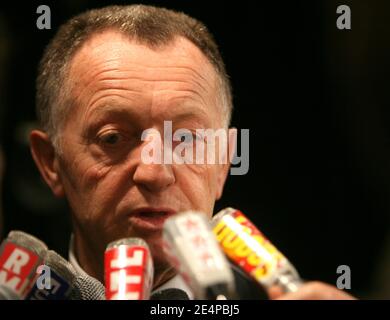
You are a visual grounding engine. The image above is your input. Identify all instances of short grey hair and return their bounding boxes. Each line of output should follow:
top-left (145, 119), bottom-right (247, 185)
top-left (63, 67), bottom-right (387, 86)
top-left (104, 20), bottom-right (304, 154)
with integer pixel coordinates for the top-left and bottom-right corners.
top-left (36, 4), bottom-right (233, 151)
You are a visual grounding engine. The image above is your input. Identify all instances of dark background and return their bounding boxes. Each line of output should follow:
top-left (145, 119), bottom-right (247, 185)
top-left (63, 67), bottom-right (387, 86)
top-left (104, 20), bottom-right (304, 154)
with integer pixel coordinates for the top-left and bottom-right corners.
top-left (0, 0), bottom-right (389, 298)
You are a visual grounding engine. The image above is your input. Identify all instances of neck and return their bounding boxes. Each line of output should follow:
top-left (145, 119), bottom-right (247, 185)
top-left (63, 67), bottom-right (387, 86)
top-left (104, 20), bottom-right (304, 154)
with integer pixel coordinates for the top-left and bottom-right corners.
top-left (73, 231), bottom-right (104, 282)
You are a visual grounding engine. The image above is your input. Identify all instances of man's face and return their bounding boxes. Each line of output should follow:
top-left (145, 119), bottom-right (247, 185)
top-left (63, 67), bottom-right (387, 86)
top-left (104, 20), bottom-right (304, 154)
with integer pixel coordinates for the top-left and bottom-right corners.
top-left (54, 31), bottom-right (230, 274)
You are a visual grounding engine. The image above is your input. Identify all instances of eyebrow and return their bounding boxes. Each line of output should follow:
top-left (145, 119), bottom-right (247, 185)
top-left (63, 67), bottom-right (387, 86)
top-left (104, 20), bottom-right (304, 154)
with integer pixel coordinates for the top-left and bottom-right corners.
top-left (163, 108), bottom-right (211, 126)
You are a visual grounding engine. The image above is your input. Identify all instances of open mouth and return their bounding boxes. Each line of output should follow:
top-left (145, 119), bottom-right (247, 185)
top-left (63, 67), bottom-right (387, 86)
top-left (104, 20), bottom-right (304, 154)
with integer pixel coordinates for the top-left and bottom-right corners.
top-left (136, 211), bottom-right (167, 217)
top-left (128, 207), bottom-right (177, 231)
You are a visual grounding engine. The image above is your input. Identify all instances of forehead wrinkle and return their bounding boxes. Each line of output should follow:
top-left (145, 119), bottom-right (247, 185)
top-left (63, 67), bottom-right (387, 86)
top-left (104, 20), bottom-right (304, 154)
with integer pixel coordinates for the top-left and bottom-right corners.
top-left (73, 34), bottom-right (215, 77)
top-left (84, 82), bottom-right (209, 122)
top-left (79, 74), bottom-right (213, 124)
top-left (72, 62), bottom-right (214, 114)
top-left (136, 64), bottom-right (214, 97)
top-left (71, 36), bottom-right (217, 98)
top-left (94, 64), bottom-right (213, 103)
top-left (85, 90), bottom-right (144, 117)
top-left (92, 60), bottom-right (214, 93)
top-left (151, 87), bottom-right (209, 114)
top-left (153, 92), bottom-right (210, 120)
top-left (69, 30), bottom-right (218, 89)
top-left (83, 102), bottom-right (145, 128)
top-left (66, 31), bottom-right (221, 128)
top-left (85, 91), bottom-right (211, 128)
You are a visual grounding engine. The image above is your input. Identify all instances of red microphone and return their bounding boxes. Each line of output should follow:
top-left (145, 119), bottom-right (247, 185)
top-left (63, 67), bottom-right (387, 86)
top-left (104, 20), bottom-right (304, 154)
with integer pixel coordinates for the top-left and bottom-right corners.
top-left (104, 238), bottom-right (153, 300)
top-left (0, 230), bottom-right (48, 298)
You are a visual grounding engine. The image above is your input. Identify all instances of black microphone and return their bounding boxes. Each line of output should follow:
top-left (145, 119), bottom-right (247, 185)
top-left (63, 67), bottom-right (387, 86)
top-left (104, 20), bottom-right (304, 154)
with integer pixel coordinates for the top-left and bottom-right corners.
top-left (40, 250), bottom-right (105, 300)
top-left (25, 247), bottom-right (105, 300)
top-left (25, 250), bottom-right (76, 300)
top-left (42, 250), bottom-right (106, 300)
top-left (150, 288), bottom-right (190, 300)
top-left (70, 273), bottom-right (106, 300)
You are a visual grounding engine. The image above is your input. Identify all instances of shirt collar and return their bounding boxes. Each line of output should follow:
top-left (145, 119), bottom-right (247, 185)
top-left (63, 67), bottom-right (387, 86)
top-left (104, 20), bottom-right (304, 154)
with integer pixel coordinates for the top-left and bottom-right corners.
top-left (68, 235), bottom-right (194, 299)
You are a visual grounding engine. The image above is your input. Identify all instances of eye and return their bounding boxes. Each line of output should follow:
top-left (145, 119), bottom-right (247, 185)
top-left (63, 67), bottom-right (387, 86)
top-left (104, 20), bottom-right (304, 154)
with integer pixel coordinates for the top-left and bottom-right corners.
top-left (179, 132), bottom-right (194, 143)
top-left (177, 131), bottom-right (204, 144)
top-left (98, 130), bottom-right (123, 146)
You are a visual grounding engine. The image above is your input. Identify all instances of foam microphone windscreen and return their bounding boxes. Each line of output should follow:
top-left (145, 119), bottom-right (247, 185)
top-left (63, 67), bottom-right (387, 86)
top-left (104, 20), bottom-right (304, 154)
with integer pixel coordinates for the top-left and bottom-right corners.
top-left (25, 250), bottom-right (76, 300)
top-left (0, 230), bottom-right (47, 297)
top-left (0, 284), bottom-right (21, 300)
top-left (70, 274), bottom-right (106, 300)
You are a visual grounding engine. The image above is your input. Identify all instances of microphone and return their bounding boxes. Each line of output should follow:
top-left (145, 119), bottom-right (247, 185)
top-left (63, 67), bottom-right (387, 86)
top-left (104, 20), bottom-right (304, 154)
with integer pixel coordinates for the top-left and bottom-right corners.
top-left (40, 250), bottom-right (105, 300)
top-left (0, 230), bottom-right (47, 298)
top-left (70, 273), bottom-right (106, 300)
top-left (151, 288), bottom-right (190, 300)
top-left (0, 284), bottom-right (21, 300)
top-left (212, 208), bottom-right (303, 293)
top-left (25, 250), bottom-right (76, 300)
top-left (104, 238), bottom-right (153, 300)
top-left (1, 232), bottom-right (105, 300)
top-left (163, 211), bottom-right (236, 300)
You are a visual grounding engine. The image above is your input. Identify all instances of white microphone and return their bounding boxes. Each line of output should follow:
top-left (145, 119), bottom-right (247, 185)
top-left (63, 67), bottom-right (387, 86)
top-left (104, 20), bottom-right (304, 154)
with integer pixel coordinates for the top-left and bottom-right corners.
top-left (163, 211), bottom-right (236, 300)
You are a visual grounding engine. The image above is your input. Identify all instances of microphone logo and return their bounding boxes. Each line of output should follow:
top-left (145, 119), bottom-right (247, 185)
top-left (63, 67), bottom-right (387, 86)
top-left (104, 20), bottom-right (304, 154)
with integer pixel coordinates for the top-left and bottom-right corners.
top-left (0, 242), bottom-right (41, 294)
top-left (105, 240), bottom-right (153, 300)
top-left (212, 208), bottom-right (302, 292)
top-left (163, 211), bottom-right (236, 299)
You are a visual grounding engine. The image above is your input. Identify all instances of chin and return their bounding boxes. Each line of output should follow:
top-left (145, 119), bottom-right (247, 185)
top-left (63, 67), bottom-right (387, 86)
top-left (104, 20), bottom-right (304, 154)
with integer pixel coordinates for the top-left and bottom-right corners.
top-left (147, 237), bottom-right (171, 270)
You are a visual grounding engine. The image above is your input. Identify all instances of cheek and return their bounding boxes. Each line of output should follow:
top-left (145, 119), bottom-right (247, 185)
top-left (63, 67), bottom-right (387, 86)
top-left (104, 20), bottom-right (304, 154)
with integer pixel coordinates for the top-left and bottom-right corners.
top-left (175, 164), bottom-right (219, 211)
top-left (82, 161), bottom-right (113, 188)
top-left (63, 153), bottom-right (111, 191)
top-left (59, 152), bottom-right (118, 217)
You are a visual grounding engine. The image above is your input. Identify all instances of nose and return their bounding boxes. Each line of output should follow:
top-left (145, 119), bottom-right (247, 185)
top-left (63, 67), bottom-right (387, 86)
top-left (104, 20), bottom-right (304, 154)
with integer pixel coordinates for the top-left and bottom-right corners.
top-left (132, 160), bottom-right (175, 193)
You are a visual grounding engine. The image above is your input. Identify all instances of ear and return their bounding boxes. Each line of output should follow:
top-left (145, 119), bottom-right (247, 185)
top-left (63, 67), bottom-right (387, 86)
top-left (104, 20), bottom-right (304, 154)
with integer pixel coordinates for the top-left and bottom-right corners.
top-left (215, 128), bottom-right (237, 200)
top-left (30, 130), bottom-right (65, 198)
